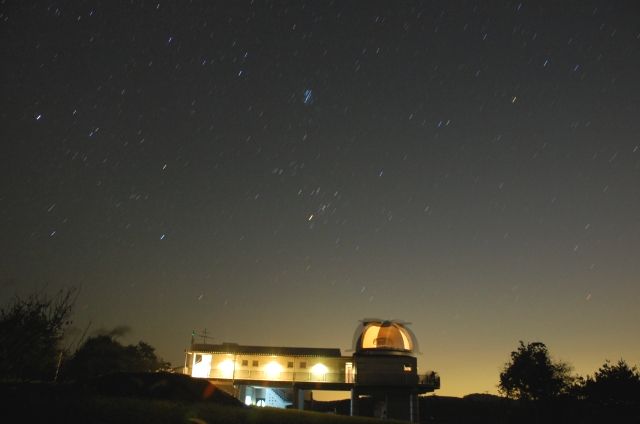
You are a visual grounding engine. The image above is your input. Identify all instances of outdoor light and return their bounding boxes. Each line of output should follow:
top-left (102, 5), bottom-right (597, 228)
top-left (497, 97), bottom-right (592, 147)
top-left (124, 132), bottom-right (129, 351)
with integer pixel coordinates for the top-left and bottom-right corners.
top-left (265, 361), bottom-right (282, 378)
top-left (311, 363), bottom-right (328, 377)
top-left (218, 359), bottom-right (234, 378)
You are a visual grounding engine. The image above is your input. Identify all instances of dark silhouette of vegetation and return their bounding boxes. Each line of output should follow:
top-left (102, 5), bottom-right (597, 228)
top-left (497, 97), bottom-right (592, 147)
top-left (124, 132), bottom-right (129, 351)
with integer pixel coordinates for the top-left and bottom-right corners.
top-left (62, 335), bottom-right (170, 380)
top-left (494, 343), bottom-right (640, 422)
top-left (0, 288), bottom-right (76, 381)
top-left (499, 341), bottom-right (574, 401)
top-left (582, 359), bottom-right (640, 405)
top-left (80, 372), bottom-right (244, 405)
top-left (3, 287), bottom-right (639, 423)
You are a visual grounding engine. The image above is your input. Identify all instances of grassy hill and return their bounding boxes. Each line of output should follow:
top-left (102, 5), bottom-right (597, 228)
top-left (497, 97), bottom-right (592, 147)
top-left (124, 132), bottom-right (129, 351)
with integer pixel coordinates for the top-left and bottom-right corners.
top-left (0, 373), bottom-right (392, 424)
top-left (311, 394), bottom-right (640, 424)
top-left (9, 394), bottom-right (393, 424)
top-left (4, 373), bottom-right (640, 424)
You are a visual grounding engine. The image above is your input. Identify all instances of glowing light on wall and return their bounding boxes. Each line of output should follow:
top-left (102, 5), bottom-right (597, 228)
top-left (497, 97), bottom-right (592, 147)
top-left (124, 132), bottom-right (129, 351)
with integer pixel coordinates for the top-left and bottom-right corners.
top-left (265, 361), bottom-right (282, 378)
top-left (192, 354), bottom-right (212, 378)
top-left (218, 359), bottom-right (234, 379)
top-left (311, 363), bottom-right (328, 377)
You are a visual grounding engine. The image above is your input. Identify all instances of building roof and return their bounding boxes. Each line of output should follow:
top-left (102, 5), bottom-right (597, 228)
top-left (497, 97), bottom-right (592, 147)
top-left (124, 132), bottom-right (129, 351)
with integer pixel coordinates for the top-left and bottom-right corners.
top-left (190, 342), bottom-right (343, 357)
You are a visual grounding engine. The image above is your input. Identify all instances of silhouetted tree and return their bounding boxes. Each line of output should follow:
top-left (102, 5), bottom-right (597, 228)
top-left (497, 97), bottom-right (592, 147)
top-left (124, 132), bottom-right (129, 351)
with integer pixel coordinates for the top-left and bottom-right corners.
top-left (582, 359), bottom-right (640, 405)
top-left (0, 288), bottom-right (76, 381)
top-left (62, 335), bottom-right (169, 380)
top-left (499, 341), bottom-right (574, 401)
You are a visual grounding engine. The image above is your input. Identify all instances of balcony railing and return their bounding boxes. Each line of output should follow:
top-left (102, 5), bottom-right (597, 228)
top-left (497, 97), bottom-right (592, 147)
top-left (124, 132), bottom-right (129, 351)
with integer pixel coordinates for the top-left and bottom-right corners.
top-left (419, 371), bottom-right (440, 388)
top-left (210, 369), bottom-right (347, 383)
top-left (355, 371), bottom-right (439, 387)
top-left (206, 368), bottom-right (440, 388)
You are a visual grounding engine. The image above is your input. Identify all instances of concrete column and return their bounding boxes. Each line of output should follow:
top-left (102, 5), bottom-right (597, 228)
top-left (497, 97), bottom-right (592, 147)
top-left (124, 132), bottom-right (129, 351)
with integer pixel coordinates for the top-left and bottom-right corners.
top-left (296, 388), bottom-right (306, 410)
top-left (350, 388), bottom-right (358, 416)
top-left (409, 393), bottom-right (414, 423)
top-left (292, 387), bottom-right (307, 410)
top-left (409, 393), bottom-right (419, 423)
top-left (237, 385), bottom-right (245, 404)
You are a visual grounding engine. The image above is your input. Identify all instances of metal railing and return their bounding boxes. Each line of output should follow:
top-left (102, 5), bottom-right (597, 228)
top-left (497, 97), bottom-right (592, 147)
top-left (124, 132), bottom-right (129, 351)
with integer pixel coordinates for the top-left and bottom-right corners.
top-left (210, 369), bottom-right (346, 383)
top-left (206, 368), bottom-right (440, 388)
top-left (419, 371), bottom-right (440, 388)
top-left (353, 371), bottom-right (440, 387)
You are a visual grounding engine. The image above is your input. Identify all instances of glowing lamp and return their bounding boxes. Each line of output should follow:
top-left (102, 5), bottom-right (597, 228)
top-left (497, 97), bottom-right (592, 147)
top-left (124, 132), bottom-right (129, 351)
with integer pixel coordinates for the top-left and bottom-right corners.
top-left (311, 363), bottom-right (328, 376)
top-left (218, 359), bottom-right (235, 378)
top-left (265, 361), bottom-right (282, 378)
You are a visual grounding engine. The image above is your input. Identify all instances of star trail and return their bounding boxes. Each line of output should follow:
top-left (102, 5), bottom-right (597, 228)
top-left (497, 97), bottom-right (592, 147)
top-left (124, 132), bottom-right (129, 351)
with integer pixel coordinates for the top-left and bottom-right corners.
top-left (1, 1), bottom-right (639, 396)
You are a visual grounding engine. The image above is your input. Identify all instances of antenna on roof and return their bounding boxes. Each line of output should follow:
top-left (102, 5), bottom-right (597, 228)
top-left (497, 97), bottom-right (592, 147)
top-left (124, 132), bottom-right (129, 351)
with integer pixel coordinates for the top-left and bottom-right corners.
top-left (191, 328), bottom-right (212, 345)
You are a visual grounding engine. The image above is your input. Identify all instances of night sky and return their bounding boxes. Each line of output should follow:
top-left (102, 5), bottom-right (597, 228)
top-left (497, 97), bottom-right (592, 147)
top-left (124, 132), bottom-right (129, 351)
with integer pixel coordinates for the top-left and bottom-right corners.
top-left (2, 1), bottom-right (639, 396)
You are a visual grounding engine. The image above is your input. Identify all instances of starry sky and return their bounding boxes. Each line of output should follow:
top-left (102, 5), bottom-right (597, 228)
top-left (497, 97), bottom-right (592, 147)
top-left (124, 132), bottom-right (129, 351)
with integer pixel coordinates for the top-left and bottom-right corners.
top-left (2, 1), bottom-right (640, 396)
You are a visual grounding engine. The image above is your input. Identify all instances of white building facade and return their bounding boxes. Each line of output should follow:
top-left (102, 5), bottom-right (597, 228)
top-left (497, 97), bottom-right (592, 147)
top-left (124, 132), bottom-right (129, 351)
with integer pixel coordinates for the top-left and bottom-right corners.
top-left (183, 320), bottom-right (439, 422)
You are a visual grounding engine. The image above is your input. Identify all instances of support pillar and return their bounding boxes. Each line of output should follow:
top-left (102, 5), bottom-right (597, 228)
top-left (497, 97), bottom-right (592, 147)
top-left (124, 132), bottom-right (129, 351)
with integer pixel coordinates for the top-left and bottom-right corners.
top-left (293, 387), bottom-right (306, 410)
top-left (409, 393), bottom-right (414, 423)
top-left (237, 385), bottom-right (250, 405)
top-left (409, 393), bottom-right (419, 423)
top-left (350, 388), bottom-right (358, 416)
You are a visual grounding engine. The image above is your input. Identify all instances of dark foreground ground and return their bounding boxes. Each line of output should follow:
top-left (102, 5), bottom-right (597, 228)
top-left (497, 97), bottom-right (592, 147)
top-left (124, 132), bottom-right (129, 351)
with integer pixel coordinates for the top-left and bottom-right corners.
top-left (311, 393), bottom-right (640, 424)
top-left (0, 373), bottom-right (389, 424)
top-left (2, 373), bottom-right (640, 424)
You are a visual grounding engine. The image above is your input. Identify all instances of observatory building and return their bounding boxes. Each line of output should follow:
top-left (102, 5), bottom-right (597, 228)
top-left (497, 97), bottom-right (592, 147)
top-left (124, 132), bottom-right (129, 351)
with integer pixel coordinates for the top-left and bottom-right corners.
top-left (183, 319), bottom-right (439, 422)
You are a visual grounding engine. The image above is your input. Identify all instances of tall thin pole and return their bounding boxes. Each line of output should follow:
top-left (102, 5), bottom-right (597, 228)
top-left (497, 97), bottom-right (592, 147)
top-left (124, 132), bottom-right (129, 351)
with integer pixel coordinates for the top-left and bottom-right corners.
top-left (232, 353), bottom-right (236, 381)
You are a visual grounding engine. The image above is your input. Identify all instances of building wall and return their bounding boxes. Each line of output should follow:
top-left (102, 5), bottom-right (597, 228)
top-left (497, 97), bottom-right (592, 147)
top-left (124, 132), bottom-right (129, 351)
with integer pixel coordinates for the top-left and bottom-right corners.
top-left (355, 355), bottom-right (418, 385)
top-left (187, 350), bottom-right (350, 383)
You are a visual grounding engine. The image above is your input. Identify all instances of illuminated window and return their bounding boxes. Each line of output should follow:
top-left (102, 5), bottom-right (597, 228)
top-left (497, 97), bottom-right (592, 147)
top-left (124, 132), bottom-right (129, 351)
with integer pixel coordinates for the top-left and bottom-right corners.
top-left (287, 361), bottom-right (294, 368)
top-left (403, 365), bottom-right (412, 372)
top-left (241, 360), bottom-right (248, 366)
top-left (252, 360), bottom-right (259, 367)
top-left (300, 362), bottom-right (307, 369)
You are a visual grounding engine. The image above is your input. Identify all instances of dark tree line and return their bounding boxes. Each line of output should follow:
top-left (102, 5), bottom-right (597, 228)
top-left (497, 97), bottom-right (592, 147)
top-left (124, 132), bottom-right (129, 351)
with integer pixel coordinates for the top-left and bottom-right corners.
top-left (61, 335), bottom-right (170, 380)
top-left (0, 289), bottom-right (75, 381)
top-left (500, 341), bottom-right (640, 405)
top-left (0, 288), bottom-right (169, 381)
top-left (2, 288), bottom-right (638, 409)
top-left (582, 359), bottom-right (640, 405)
